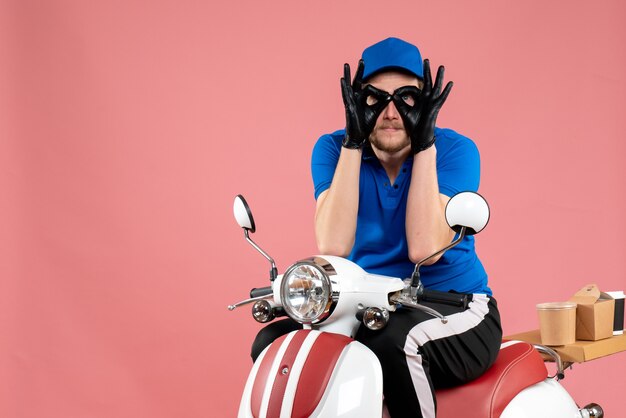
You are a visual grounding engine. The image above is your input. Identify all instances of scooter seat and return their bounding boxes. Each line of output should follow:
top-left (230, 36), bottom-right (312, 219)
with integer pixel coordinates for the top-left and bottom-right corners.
top-left (435, 340), bottom-right (548, 418)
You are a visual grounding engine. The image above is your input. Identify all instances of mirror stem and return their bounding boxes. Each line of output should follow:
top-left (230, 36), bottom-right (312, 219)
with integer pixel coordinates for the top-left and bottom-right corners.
top-left (244, 229), bottom-right (278, 281)
top-left (410, 227), bottom-right (466, 299)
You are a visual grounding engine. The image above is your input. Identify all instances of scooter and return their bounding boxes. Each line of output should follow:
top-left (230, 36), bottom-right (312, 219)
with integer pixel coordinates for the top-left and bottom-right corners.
top-left (228, 192), bottom-right (604, 418)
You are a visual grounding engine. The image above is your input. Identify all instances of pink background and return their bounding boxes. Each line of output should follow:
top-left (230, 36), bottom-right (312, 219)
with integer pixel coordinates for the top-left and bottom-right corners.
top-left (2, 0), bottom-right (625, 417)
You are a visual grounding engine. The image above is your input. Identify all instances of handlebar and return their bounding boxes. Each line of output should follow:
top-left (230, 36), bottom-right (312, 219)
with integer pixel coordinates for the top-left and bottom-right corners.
top-left (420, 289), bottom-right (473, 309)
top-left (250, 286), bottom-right (273, 298)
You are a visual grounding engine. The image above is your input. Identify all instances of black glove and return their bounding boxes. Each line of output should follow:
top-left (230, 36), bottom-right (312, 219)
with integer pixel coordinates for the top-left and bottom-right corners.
top-left (393, 59), bottom-right (453, 154)
top-left (341, 60), bottom-right (391, 149)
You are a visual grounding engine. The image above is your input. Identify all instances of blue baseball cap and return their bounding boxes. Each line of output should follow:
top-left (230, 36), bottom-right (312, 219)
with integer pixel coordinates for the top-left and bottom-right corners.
top-left (361, 37), bottom-right (423, 80)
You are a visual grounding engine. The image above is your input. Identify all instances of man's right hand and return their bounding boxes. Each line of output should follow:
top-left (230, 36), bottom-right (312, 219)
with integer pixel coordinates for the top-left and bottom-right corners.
top-left (341, 60), bottom-right (391, 149)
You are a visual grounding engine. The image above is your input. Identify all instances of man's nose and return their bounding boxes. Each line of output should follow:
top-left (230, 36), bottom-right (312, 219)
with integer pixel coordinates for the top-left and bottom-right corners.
top-left (382, 100), bottom-right (400, 119)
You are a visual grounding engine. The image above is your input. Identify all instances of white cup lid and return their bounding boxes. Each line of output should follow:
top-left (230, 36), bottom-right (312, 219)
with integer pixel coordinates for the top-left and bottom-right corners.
top-left (536, 302), bottom-right (577, 310)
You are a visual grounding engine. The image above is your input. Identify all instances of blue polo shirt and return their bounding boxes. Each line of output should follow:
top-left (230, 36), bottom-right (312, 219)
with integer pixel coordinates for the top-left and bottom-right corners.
top-left (311, 127), bottom-right (491, 295)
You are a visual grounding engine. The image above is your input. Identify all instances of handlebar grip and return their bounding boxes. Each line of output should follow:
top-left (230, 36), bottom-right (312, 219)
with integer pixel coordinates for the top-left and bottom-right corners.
top-left (250, 286), bottom-right (273, 298)
top-left (421, 289), bottom-right (472, 309)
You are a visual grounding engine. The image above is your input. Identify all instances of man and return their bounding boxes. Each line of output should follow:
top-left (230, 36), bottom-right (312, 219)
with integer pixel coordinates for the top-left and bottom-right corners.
top-left (253, 37), bottom-right (502, 418)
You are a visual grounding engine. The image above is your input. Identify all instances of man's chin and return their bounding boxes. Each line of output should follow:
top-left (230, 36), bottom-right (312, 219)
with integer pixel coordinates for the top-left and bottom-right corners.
top-left (370, 135), bottom-right (410, 154)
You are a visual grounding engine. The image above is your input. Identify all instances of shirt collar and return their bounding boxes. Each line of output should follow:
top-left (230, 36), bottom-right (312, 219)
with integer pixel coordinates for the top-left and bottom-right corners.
top-left (362, 143), bottom-right (377, 161)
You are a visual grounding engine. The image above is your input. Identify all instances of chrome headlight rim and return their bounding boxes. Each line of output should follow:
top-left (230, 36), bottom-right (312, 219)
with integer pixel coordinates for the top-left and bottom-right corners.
top-left (280, 258), bottom-right (336, 324)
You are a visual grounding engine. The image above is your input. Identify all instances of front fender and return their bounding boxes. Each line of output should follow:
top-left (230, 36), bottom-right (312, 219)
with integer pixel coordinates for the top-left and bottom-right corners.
top-left (238, 330), bottom-right (383, 418)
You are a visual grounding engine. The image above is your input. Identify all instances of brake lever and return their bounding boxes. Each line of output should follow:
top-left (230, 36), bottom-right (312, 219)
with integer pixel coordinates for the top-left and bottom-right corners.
top-left (390, 292), bottom-right (448, 324)
top-left (228, 294), bottom-right (273, 311)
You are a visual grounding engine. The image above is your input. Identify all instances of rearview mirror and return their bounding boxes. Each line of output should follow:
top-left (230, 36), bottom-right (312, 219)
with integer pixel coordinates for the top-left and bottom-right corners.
top-left (233, 194), bottom-right (256, 233)
top-left (445, 192), bottom-right (490, 236)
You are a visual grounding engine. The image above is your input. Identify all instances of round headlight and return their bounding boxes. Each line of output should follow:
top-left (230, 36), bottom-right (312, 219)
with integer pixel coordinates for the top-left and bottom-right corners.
top-left (280, 261), bottom-right (333, 324)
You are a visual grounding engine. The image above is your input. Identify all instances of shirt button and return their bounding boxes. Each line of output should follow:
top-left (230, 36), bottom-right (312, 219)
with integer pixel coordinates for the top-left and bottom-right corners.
top-left (384, 182), bottom-right (388, 187)
top-left (402, 168), bottom-right (407, 173)
top-left (394, 184), bottom-right (399, 189)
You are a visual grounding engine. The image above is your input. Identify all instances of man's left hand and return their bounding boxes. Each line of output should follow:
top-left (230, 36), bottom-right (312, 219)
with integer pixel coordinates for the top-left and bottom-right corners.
top-left (393, 59), bottom-right (453, 154)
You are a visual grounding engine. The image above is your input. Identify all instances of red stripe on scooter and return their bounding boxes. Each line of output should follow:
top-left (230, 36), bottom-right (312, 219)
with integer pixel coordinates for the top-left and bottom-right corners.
top-left (291, 332), bottom-right (353, 417)
top-left (265, 330), bottom-right (311, 418)
top-left (250, 333), bottom-right (285, 418)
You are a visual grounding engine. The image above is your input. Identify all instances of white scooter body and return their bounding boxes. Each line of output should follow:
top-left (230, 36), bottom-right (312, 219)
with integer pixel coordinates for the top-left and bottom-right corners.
top-left (237, 260), bottom-right (583, 418)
